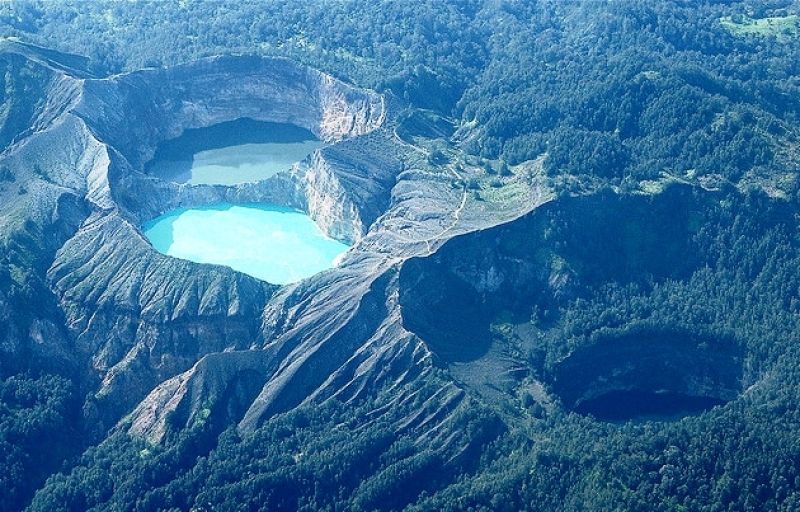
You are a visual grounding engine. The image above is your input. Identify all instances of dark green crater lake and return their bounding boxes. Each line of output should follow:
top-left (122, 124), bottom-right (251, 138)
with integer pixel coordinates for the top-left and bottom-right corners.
top-left (146, 118), bottom-right (323, 185)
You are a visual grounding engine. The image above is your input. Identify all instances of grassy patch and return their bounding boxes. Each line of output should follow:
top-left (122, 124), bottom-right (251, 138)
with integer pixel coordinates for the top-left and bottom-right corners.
top-left (491, 310), bottom-right (516, 339)
top-left (720, 14), bottom-right (799, 40)
top-left (479, 180), bottom-right (529, 207)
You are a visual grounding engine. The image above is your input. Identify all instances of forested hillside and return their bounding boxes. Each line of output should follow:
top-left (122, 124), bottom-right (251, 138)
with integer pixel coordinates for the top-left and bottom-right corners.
top-left (2, 0), bottom-right (798, 188)
top-left (2, 1), bottom-right (800, 511)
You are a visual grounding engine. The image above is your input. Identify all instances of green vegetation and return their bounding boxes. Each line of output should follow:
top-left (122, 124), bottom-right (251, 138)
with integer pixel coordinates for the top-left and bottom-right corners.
top-left (478, 180), bottom-right (528, 207)
top-left (29, 379), bottom-right (500, 512)
top-left (1, 0), bottom-right (798, 190)
top-left (2, 0), bottom-right (800, 510)
top-left (0, 374), bottom-right (81, 511)
top-left (400, 186), bottom-right (800, 511)
top-left (721, 13), bottom-right (800, 40)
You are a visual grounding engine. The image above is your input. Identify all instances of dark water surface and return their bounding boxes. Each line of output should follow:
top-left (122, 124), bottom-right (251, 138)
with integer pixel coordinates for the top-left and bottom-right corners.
top-left (147, 118), bottom-right (322, 185)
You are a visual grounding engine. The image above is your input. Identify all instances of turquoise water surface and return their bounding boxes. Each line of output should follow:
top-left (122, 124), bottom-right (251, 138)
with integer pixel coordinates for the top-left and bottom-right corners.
top-left (143, 204), bottom-right (350, 284)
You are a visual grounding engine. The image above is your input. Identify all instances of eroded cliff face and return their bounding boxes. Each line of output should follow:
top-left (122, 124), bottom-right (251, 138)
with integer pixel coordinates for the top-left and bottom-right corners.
top-left (75, 55), bottom-right (385, 168)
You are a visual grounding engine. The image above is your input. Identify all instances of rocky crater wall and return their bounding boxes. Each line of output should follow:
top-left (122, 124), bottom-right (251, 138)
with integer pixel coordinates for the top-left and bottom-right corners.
top-left (396, 184), bottom-right (768, 421)
top-left (0, 49), bottom-right (399, 434)
top-left (76, 55), bottom-right (389, 244)
top-left (398, 185), bottom-right (711, 363)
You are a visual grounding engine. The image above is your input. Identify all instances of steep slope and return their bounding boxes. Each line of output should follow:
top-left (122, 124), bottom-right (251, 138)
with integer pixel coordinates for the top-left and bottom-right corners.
top-left (0, 45), bottom-right (396, 435)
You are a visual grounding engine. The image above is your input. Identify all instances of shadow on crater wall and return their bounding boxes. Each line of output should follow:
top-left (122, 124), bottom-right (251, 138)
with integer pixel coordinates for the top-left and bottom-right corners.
top-left (399, 185), bottom-right (712, 365)
top-left (552, 327), bottom-right (743, 421)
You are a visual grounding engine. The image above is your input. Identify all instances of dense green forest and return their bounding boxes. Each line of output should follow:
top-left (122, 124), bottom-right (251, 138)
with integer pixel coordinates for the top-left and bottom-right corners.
top-left (0, 374), bottom-right (81, 511)
top-left (1, 0), bottom-right (799, 187)
top-left (2, 0), bottom-right (800, 510)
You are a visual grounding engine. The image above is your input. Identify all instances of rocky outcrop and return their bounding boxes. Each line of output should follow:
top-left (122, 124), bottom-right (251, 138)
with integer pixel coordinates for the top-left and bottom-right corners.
top-left (126, 350), bottom-right (275, 443)
top-left (0, 40), bottom-right (87, 152)
top-left (304, 130), bottom-right (404, 244)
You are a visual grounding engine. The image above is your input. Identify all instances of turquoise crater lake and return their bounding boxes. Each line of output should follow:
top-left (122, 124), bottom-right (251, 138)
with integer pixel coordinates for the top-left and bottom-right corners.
top-left (143, 204), bottom-right (350, 285)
